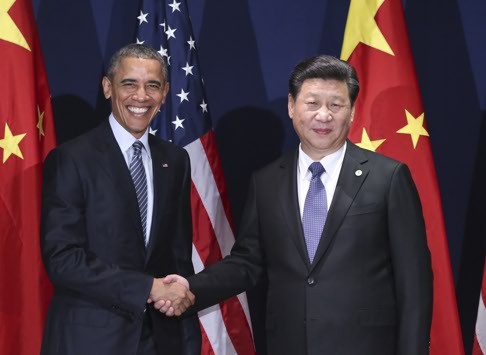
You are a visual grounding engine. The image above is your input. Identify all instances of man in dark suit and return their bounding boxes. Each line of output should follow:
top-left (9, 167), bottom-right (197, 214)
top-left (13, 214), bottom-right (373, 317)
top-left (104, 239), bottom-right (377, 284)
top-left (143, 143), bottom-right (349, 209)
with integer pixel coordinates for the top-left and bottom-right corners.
top-left (158, 55), bottom-right (433, 355)
top-left (40, 44), bottom-right (200, 355)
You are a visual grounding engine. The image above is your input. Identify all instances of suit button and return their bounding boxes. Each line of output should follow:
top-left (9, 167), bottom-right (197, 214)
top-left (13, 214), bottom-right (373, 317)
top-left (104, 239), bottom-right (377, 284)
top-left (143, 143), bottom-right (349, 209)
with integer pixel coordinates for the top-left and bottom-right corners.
top-left (307, 277), bottom-right (315, 286)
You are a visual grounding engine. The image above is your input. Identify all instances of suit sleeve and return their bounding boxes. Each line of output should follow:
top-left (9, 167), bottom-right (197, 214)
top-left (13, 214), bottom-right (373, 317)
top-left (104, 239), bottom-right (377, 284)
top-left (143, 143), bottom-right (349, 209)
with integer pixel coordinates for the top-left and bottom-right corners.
top-left (41, 147), bottom-right (153, 319)
top-left (188, 173), bottom-right (265, 311)
top-left (387, 163), bottom-right (433, 355)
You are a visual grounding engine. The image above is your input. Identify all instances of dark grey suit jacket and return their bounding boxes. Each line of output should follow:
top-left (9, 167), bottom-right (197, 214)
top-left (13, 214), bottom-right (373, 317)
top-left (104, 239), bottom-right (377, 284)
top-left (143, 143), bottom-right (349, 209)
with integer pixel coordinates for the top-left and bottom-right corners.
top-left (189, 141), bottom-right (432, 355)
top-left (40, 120), bottom-right (200, 355)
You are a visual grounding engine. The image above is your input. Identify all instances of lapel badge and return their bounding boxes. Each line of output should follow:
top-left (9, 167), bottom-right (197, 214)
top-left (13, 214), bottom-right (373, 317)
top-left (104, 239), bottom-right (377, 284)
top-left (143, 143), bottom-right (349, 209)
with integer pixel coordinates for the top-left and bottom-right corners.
top-left (162, 163), bottom-right (169, 168)
top-left (355, 169), bottom-right (362, 176)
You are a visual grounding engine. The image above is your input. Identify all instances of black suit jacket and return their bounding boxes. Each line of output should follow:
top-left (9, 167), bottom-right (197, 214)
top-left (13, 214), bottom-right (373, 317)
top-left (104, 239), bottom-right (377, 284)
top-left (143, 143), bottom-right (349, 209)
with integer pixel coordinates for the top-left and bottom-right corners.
top-left (189, 141), bottom-right (432, 355)
top-left (40, 120), bottom-right (200, 355)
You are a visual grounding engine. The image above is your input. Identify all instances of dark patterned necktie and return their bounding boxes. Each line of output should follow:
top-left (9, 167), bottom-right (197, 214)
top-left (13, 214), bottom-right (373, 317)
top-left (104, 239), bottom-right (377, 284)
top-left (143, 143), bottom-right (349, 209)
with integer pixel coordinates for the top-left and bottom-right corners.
top-left (302, 162), bottom-right (328, 263)
top-left (129, 141), bottom-right (148, 245)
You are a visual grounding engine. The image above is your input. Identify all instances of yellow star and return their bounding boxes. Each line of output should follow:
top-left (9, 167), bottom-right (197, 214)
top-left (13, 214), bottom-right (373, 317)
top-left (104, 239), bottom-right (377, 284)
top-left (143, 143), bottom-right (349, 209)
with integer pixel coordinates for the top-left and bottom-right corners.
top-left (37, 105), bottom-right (45, 138)
top-left (396, 110), bottom-right (429, 148)
top-left (355, 128), bottom-right (386, 152)
top-left (340, 0), bottom-right (393, 61)
top-left (0, 0), bottom-right (30, 51)
top-left (0, 123), bottom-right (26, 163)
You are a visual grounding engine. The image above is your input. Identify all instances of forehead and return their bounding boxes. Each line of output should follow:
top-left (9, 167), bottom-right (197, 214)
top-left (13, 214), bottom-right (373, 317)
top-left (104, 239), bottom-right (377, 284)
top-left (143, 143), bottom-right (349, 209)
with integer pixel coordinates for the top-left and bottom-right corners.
top-left (299, 78), bottom-right (349, 98)
top-left (114, 57), bottom-right (164, 80)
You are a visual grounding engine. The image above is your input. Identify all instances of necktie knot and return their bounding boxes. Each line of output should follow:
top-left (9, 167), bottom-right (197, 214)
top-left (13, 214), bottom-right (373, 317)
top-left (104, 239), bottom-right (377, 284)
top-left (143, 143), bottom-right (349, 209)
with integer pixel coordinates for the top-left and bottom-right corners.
top-left (308, 162), bottom-right (325, 179)
top-left (132, 140), bottom-right (143, 156)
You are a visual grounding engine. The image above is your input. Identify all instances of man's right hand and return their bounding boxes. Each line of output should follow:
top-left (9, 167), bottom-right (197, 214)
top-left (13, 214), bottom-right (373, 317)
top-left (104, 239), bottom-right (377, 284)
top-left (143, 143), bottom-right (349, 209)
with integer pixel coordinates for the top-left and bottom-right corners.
top-left (147, 277), bottom-right (194, 316)
top-left (151, 274), bottom-right (193, 316)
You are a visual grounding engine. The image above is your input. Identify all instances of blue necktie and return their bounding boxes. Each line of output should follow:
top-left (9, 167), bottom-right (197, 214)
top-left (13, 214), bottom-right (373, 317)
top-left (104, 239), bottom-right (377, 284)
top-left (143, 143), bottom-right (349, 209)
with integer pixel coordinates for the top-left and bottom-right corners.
top-left (302, 162), bottom-right (327, 263)
top-left (129, 141), bottom-right (148, 245)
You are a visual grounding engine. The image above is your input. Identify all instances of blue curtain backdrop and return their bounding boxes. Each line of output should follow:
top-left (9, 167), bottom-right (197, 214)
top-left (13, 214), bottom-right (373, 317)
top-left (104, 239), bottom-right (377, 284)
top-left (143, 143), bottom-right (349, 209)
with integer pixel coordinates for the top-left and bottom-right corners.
top-left (32, 0), bottom-right (486, 353)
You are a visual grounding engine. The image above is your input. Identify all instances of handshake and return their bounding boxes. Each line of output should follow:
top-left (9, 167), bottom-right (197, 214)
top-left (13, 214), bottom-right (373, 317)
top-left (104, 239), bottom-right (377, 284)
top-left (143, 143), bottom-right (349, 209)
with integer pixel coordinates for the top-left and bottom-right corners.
top-left (148, 275), bottom-right (193, 316)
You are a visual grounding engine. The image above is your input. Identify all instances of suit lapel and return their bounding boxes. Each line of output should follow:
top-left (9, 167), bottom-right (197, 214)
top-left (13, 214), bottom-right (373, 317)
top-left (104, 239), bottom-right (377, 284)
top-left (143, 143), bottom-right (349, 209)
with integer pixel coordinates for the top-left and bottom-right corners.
top-left (95, 121), bottom-right (146, 251)
top-left (310, 142), bottom-right (369, 271)
top-left (278, 150), bottom-right (312, 270)
top-left (145, 137), bottom-right (170, 262)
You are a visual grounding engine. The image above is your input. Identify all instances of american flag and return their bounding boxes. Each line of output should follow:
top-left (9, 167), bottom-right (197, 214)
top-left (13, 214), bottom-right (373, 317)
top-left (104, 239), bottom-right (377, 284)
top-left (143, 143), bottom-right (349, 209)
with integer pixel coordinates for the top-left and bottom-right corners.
top-left (136, 1), bottom-right (255, 354)
top-left (473, 262), bottom-right (486, 355)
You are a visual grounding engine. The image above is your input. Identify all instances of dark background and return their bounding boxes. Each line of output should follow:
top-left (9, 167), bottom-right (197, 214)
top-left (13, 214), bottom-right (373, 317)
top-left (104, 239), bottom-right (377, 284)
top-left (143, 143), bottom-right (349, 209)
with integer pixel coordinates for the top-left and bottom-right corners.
top-left (32, 0), bottom-right (485, 353)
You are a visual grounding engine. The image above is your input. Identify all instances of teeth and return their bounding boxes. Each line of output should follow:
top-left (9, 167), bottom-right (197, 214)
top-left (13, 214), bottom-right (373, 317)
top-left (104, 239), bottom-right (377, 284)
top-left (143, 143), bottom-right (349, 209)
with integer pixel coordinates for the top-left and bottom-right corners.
top-left (128, 106), bottom-right (149, 114)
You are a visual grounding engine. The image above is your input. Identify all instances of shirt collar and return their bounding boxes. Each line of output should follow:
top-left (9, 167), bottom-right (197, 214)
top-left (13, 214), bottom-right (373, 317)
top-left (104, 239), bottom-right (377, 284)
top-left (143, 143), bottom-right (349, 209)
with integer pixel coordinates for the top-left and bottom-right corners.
top-left (109, 114), bottom-right (151, 157)
top-left (298, 141), bottom-right (347, 180)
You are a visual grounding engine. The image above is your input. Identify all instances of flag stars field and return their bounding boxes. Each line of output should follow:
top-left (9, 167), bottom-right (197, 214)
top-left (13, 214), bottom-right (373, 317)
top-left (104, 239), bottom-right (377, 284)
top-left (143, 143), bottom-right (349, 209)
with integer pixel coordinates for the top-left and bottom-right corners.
top-left (356, 128), bottom-right (385, 152)
top-left (158, 45), bottom-right (168, 58)
top-left (165, 25), bottom-right (176, 39)
top-left (396, 110), bottom-right (429, 148)
top-left (200, 100), bottom-right (208, 113)
top-left (37, 105), bottom-right (46, 138)
top-left (0, 0), bottom-right (30, 51)
top-left (168, 0), bottom-right (181, 13)
top-left (182, 62), bottom-right (194, 76)
top-left (187, 36), bottom-right (196, 50)
top-left (137, 10), bottom-right (148, 25)
top-left (341, 0), bottom-right (393, 61)
top-left (0, 123), bottom-right (26, 163)
top-left (176, 88), bottom-right (189, 102)
top-left (172, 115), bottom-right (185, 130)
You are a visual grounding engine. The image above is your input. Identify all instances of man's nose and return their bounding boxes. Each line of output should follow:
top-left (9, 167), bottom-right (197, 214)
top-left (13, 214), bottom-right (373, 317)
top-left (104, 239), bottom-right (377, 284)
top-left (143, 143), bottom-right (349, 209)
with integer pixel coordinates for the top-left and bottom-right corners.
top-left (315, 106), bottom-right (333, 121)
top-left (133, 86), bottom-right (148, 101)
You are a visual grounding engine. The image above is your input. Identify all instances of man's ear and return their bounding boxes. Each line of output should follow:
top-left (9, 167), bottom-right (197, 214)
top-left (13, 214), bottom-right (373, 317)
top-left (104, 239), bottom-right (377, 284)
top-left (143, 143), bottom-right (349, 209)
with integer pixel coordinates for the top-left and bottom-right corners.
top-left (288, 93), bottom-right (295, 119)
top-left (101, 76), bottom-right (112, 99)
top-left (160, 82), bottom-right (170, 104)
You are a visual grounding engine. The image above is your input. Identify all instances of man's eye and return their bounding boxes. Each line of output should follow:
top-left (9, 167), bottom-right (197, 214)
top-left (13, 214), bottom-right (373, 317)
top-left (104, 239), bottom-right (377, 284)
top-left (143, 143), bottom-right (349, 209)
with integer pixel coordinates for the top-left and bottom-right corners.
top-left (329, 103), bottom-right (343, 112)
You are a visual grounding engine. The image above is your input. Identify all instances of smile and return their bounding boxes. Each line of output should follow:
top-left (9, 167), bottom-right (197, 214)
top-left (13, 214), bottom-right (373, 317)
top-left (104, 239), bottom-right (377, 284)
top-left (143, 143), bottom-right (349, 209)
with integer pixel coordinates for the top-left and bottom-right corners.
top-left (128, 106), bottom-right (149, 114)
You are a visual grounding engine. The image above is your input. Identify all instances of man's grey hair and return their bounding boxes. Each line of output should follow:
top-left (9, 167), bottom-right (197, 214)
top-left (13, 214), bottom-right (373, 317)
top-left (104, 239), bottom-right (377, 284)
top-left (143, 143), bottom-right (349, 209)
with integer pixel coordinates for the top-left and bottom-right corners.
top-left (107, 43), bottom-right (168, 81)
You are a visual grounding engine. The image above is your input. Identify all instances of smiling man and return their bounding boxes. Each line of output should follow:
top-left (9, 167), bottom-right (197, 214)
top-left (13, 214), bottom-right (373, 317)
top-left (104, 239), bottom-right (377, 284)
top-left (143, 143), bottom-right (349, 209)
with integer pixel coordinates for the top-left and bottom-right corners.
top-left (40, 44), bottom-right (200, 355)
top-left (159, 55), bottom-right (433, 355)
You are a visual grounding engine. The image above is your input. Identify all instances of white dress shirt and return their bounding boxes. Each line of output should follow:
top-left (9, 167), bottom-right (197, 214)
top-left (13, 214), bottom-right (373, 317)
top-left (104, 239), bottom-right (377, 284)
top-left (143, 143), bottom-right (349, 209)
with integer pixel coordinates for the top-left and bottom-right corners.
top-left (109, 114), bottom-right (154, 243)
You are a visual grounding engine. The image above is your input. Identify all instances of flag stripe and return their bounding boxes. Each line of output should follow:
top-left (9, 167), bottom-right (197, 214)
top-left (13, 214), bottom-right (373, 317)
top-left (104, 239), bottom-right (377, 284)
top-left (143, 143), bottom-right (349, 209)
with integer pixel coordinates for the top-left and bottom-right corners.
top-left (190, 181), bottom-right (224, 265)
top-left (185, 137), bottom-right (235, 256)
top-left (187, 143), bottom-right (255, 354)
top-left (473, 263), bottom-right (486, 355)
top-left (192, 245), bottom-right (236, 355)
top-left (199, 130), bottom-right (235, 229)
top-left (199, 319), bottom-right (216, 355)
top-left (219, 296), bottom-right (256, 354)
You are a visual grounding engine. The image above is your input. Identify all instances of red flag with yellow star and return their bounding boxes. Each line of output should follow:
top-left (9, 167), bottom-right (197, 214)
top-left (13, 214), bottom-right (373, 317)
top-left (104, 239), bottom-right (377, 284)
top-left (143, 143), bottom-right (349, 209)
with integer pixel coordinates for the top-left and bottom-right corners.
top-left (0, 0), bottom-right (56, 353)
top-left (341, 0), bottom-right (464, 354)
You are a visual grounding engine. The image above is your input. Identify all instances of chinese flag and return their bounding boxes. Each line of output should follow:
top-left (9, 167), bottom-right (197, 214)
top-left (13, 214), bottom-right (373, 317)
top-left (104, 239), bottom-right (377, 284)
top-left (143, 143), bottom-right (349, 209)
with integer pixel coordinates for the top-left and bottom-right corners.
top-left (0, 0), bottom-right (56, 354)
top-left (341, 0), bottom-right (464, 354)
